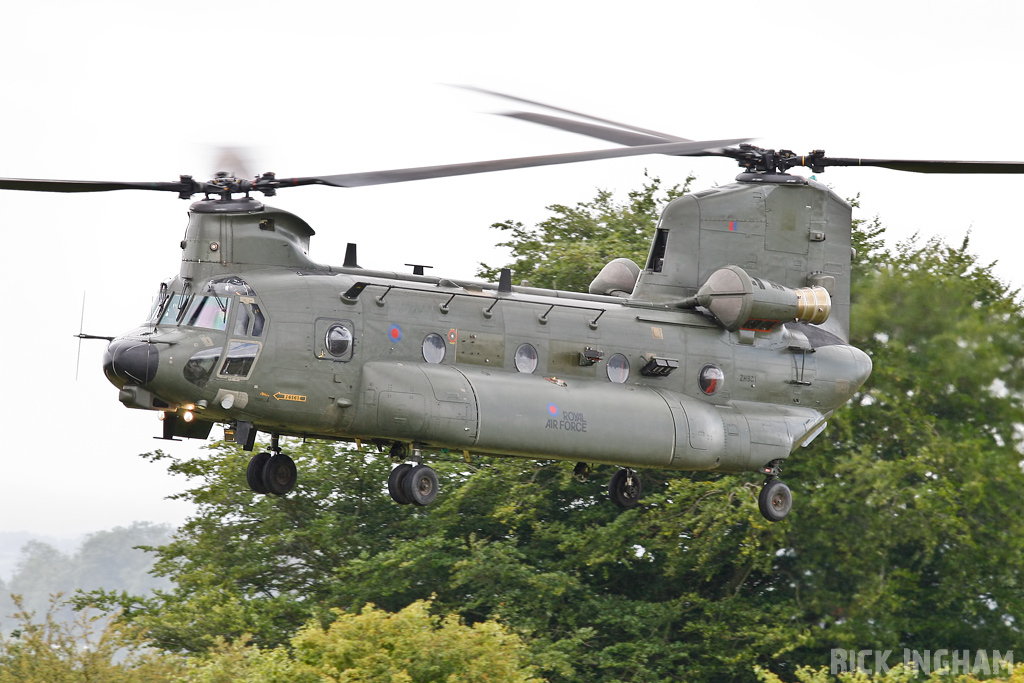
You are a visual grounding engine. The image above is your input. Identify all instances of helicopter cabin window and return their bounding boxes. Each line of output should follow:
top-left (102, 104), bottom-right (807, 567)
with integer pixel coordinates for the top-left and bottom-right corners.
top-left (315, 320), bottom-right (355, 362)
top-left (606, 353), bottom-right (630, 383)
top-left (251, 305), bottom-right (266, 337)
top-left (327, 325), bottom-right (354, 358)
top-left (231, 299), bottom-right (267, 337)
top-left (220, 341), bottom-right (260, 378)
top-left (422, 333), bottom-right (446, 364)
top-left (514, 343), bottom-right (538, 373)
top-left (233, 303), bottom-right (251, 336)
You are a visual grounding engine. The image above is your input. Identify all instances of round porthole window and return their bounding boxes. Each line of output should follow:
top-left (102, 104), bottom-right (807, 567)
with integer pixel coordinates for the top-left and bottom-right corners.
top-left (514, 343), bottom-right (538, 373)
top-left (699, 364), bottom-right (724, 395)
top-left (422, 333), bottom-right (446, 363)
top-left (325, 324), bottom-right (352, 357)
top-left (606, 353), bottom-right (630, 383)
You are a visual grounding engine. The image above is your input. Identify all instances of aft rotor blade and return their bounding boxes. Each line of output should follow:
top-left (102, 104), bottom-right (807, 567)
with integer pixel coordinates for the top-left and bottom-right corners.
top-left (277, 138), bottom-right (747, 189)
top-left (458, 85), bottom-right (688, 142)
top-left (824, 158), bottom-right (1024, 174)
top-left (501, 111), bottom-right (680, 146)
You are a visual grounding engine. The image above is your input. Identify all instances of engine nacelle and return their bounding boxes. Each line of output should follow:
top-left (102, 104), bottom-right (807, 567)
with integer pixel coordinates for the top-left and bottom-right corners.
top-left (692, 265), bottom-right (831, 332)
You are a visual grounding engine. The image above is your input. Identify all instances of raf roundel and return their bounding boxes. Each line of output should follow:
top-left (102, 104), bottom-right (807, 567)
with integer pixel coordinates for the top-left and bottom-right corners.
top-left (547, 403), bottom-right (559, 416)
top-left (387, 324), bottom-right (402, 343)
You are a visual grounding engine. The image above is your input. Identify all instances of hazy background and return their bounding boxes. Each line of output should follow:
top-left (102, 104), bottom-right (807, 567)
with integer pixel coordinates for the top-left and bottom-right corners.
top-left (1, 0), bottom-right (1021, 544)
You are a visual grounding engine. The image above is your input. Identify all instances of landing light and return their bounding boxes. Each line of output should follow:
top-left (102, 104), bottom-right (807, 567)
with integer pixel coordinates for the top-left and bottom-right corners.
top-left (182, 410), bottom-right (195, 423)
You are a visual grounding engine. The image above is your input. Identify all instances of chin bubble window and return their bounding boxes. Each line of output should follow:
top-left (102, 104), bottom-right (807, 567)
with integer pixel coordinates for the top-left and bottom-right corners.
top-left (606, 353), bottom-right (630, 383)
top-left (422, 333), bottom-right (446, 363)
top-left (514, 343), bottom-right (538, 373)
top-left (184, 346), bottom-right (222, 388)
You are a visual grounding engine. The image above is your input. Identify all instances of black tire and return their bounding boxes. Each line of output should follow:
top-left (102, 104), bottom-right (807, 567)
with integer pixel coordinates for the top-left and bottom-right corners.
top-left (609, 469), bottom-right (642, 508)
top-left (388, 463), bottom-right (414, 505)
top-left (246, 452), bottom-right (271, 494)
top-left (262, 453), bottom-right (297, 496)
top-left (402, 464), bottom-right (439, 507)
top-left (758, 479), bottom-right (792, 522)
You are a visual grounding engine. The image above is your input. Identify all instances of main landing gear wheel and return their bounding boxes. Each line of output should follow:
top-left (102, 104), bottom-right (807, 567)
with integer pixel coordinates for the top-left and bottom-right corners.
top-left (758, 479), bottom-right (792, 522)
top-left (402, 464), bottom-right (439, 507)
top-left (263, 453), bottom-right (297, 496)
top-left (246, 452), bottom-right (271, 494)
top-left (388, 463), bottom-right (414, 505)
top-left (609, 468), bottom-right (642, 508)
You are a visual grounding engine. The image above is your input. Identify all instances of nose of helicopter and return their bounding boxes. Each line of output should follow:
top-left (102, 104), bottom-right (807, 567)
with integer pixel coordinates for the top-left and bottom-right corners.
top-left (103, 338), bottom-right (159, 388)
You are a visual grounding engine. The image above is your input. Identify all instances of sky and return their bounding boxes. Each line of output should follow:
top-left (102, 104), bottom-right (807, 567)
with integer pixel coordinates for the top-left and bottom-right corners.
top-left (2, 0), bottom-right (1023, 537)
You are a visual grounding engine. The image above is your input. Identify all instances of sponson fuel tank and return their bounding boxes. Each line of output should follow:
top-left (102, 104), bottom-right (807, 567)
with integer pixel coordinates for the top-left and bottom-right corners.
top-left (353, 362), bottom-right (828, 472)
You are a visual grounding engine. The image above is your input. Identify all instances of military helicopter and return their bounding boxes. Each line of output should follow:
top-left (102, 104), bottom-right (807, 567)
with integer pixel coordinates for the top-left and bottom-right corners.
top-left (5, 92), bottom-right (1022, 522)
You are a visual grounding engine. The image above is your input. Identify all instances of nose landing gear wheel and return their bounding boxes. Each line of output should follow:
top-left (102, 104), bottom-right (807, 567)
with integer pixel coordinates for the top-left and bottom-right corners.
top-left (402, 464), bottom-right (439, 507)
top-left (262, 453), bottom-right (297, 496)
top-left (246, 452), bottom-right (271, 494)
top-left (609, 468), bottom-right (642, 508)
top-left (758, 479), bottom-right (792, 522)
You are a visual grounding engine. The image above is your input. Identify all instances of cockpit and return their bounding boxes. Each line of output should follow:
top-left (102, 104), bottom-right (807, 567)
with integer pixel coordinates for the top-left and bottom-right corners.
top-left (145, 276), bottom-right (268, 388)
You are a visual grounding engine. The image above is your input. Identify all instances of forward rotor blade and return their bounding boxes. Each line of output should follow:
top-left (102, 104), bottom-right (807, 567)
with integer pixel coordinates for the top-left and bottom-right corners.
top-left (278, 138), bottom-right (747, 189)
top-left (458, 85), bottom-right (688, 142)
top-left (823, 158), bottom-right (1024, 174)
top-left (0, 178), bottom-right (191, 193)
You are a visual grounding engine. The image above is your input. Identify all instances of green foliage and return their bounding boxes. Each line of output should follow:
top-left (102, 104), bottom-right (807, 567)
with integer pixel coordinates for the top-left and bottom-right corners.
top-left (291, 600), bottom-right (540, 683)
top-left (754, 662), bottom-right (1024, 683)
top-left (0, 595), bottom-right (181, 682)
top-left (766, 228), bottom-right (1024, 679)
top-left (77, 178), bottom-right (1024, 682)
top-left (177, 601), bottom-right (540, 683)
top-left (477, 172), bottom-right (692, 292)
top-left (85, 439), bottom-right (803, 681)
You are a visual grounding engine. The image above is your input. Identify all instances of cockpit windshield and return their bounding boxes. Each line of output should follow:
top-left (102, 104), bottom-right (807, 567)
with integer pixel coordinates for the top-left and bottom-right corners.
top-left (156, 294), bottom-right (229, 329)
top-left (145, 283), bottom-right (171, 324)
top-left (155, 277), bottom-right (259, 331)
top-left (183, 295), bottom-right (230, 329)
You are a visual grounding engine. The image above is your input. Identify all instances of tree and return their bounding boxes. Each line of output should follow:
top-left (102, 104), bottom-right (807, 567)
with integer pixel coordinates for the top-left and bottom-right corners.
top-left (774, 229), bottom-right (1024, 670)
top-left (84, 440), bottom-right (801, 680)
top-left (0, 595), bottom-right (181, 683)
top-left (2, 523), bottom-right (172, 628)
top-left (84, 179), bottom-right (1024, 683)
top-left (477, 173), bottom-right (692, 291)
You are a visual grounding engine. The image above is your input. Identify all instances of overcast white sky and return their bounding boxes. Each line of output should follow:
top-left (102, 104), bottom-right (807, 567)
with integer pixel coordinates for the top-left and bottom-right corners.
top-left (2, 0), bottom-right (1022, 537)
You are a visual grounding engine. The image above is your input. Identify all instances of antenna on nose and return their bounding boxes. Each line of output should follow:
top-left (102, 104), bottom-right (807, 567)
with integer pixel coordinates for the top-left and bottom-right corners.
top-left (74, 291), bottom-right (114, 380)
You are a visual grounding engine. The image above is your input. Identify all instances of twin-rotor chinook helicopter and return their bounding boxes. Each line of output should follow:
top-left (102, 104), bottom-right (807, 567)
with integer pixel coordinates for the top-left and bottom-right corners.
top-left (6, 91), bottom-right (1024, 522)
